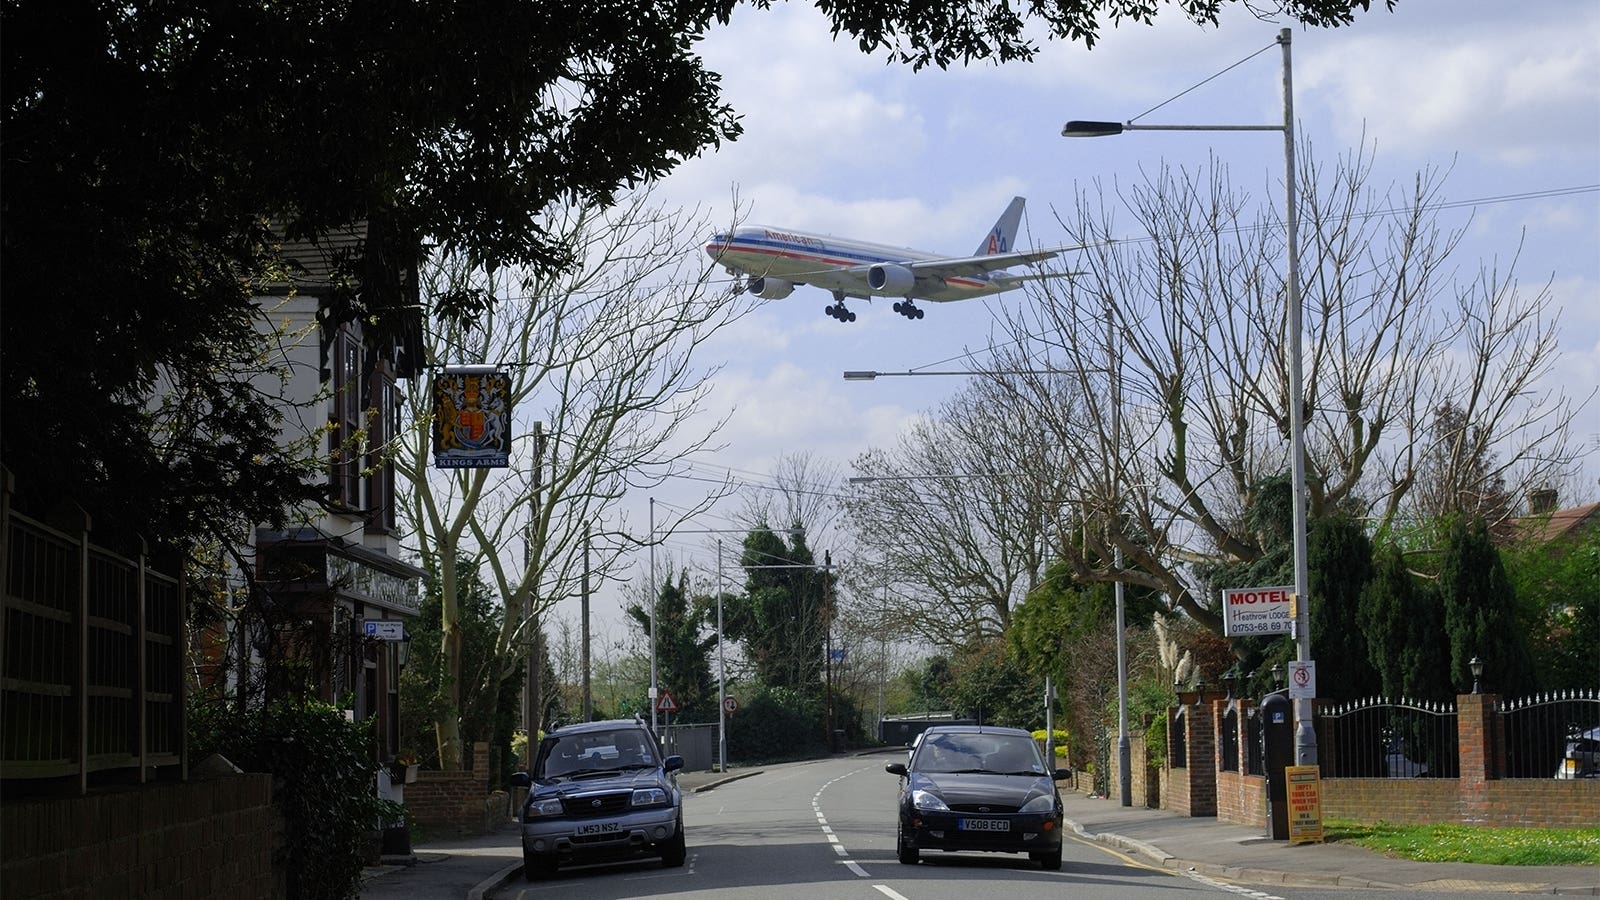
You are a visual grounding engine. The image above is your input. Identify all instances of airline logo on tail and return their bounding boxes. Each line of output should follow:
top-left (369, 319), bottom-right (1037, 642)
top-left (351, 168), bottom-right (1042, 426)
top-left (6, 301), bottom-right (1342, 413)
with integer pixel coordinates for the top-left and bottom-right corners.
top-left (703, 196), bottom-right (1075, 323)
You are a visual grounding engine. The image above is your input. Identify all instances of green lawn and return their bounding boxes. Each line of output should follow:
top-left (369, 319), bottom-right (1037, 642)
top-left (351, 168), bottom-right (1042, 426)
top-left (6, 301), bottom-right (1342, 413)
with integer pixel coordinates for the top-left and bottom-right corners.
top-left (1325, 820), bottom-right (1600, 866)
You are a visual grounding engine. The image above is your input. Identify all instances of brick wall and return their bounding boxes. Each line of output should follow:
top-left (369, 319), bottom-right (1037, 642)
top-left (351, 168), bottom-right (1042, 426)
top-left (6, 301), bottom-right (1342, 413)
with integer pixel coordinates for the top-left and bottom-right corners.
top-left (1215, 770), bottom-right (1266, 826)
top-left (1177, 692), bottom-right (1600, 830)
top-left (406, 742), bottom-right (504, 835)
top-left (1170, 693), bottom-right (1219, 816)
top-left (1102, 727), bottom-right (1160, 808)
top-left (0, 775), bottom-right (276, 900)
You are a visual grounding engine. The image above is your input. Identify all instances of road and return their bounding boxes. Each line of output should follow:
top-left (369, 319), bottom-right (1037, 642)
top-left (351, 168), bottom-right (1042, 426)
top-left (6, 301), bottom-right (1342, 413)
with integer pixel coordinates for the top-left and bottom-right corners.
top-left (488, 755), bottom-right (1553, 900)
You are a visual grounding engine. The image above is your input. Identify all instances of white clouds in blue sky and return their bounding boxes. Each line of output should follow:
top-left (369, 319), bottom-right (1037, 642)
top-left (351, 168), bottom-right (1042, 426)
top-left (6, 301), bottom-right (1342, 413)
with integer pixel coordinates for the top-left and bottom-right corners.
top-left (572, 0), bottom-right (1599, 631)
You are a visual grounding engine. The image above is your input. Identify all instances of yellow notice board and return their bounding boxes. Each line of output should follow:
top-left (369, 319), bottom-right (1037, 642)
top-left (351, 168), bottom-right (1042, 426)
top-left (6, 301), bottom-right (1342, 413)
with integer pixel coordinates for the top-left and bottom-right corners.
top-left (1286, 765), bottom-right (1324, 844)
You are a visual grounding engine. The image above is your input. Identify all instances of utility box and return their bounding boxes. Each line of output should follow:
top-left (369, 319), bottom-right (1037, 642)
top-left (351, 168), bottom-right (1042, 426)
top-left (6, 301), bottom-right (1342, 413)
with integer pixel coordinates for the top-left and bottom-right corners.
top-left (1260, 690), bottom-right (1293, 840)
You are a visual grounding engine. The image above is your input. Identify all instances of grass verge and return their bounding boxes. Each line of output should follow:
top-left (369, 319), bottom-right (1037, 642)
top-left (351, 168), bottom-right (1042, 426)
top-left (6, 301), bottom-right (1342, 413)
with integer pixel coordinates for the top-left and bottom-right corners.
top-left (1325, 820), bottom-right (1600, 866)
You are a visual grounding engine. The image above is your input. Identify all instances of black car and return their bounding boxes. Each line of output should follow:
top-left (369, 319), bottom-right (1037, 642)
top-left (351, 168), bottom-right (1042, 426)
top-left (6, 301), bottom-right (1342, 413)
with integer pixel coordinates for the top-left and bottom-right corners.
top-left (508, 719), bottom-right (686, 880)
top-left (885, 724), bottom-right (1070, 870)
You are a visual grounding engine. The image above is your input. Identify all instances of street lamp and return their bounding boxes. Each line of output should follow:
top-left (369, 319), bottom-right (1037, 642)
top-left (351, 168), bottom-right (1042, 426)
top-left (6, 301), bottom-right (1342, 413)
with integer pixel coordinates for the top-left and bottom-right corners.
top-left (1064, 27), bottom-right (1316, 767)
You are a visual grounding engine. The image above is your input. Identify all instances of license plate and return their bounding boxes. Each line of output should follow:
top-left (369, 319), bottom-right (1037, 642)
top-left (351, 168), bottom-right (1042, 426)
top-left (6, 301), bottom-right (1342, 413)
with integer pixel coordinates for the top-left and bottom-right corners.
top-left (575, 821), bottom-right (621, 836)
top-left (958, 818), bottom-right (1010, 832)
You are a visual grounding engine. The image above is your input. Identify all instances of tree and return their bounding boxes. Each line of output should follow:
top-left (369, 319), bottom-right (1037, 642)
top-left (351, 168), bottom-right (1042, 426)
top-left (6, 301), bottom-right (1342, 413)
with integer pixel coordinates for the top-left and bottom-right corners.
top-left (1308, 513), bottom-right (1380, 700)
top-left (844, 375), bottom-right (1078, 647)
top-left (2, 0), bottom-right (1401, 588)
top-left (1502, 523), bottom-right (1600, 691)
top-left (628, 570), bottom-right (718, 721)
top-left (400, 557), bottom-right (522, 771)
top-left (395, 191), bottom-right (751, 767)
top-left (988, 143), bottom-right (1581, 636)
top-left (721, 529), bottom-right (832, 692)
top-left (1411, 402), bottom-right (1517, 544)
top-left (1439, 518), bottom-right (1536, 696)
top-left (1359, 546), bottom-right (1452, 700)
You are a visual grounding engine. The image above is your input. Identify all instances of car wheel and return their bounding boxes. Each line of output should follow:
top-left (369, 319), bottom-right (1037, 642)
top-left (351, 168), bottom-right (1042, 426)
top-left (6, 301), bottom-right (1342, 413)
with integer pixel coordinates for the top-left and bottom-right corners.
top-left (523, 850), bottom-right (557, 881)
top-left (896, 823), bottom-right (920, 865)
top-left (1031, 845), bottom-right (1063, 871)
top-left (659, 817), bottom-right (687, 868)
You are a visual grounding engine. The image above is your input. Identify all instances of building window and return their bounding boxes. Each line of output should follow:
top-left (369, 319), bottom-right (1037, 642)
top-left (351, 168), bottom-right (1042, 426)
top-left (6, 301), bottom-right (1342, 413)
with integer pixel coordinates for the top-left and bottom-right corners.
top-left (330, 327), bottom-right (363, 507)
top-left (365, 366), bottom-right (398, 533)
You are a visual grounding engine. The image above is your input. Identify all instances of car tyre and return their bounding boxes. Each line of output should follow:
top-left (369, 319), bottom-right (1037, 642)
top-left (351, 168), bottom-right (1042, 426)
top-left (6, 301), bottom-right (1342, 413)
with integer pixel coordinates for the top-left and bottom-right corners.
top-left (896, 823), bottom-right (920, 865)
top-left (523, 850), bottom-right (558, 881)
top-left (659, 817), bottom-right (687, 868)
top-left (1031, 846), bottom-right (1062, 871)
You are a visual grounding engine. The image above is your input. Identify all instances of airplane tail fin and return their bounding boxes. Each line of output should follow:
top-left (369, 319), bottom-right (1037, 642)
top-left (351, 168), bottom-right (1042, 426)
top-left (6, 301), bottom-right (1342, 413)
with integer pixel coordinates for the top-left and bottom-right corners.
top-left (974, 196), bottom-right (1026, 257)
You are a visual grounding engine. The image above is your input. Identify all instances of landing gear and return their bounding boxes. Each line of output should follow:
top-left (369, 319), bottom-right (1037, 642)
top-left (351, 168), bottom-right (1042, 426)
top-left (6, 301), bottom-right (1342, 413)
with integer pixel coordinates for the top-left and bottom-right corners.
top-left (892, 300), bottom-right (925, 320)
top-left (825, 292), bottom-right (857, 322)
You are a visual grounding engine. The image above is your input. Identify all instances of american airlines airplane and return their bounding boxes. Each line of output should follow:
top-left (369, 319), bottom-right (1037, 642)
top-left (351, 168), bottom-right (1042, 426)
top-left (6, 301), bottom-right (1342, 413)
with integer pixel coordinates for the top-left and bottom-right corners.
top-left (703, 197), bottom-right (1069, 322)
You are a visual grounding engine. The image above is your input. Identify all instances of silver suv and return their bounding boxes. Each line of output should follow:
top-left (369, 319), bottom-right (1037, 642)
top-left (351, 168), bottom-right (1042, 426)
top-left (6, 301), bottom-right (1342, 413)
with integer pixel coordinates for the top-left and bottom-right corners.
top-left (508, 719), bottom-right (686, 880)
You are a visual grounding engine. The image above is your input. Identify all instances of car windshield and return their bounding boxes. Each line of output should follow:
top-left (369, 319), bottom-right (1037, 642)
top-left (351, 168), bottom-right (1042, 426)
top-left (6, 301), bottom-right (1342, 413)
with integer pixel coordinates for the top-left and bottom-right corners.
top-left (912, 732), bottom-right (1044, 775)
top-left (538, 729), bottom-right (658, 779)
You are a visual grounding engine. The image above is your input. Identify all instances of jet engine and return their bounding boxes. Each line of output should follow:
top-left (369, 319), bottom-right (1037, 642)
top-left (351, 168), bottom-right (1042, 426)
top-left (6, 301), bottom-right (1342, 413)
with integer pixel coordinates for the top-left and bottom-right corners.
top-left (867, 264), bottom-right (915, 295)
top-left (747, 277), bottom-right (796, 299)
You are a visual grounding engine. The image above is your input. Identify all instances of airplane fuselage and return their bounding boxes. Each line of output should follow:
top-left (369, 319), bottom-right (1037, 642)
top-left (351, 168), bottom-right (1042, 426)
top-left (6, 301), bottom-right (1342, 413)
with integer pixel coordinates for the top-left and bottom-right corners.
top-left (705, 226), bottom-right (1004, 303)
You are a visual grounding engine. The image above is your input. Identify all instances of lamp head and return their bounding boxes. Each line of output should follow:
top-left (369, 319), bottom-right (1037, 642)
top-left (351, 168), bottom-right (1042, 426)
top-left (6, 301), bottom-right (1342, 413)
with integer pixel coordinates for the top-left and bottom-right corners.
top-left (1061, 120), bottom-right (1126, 138)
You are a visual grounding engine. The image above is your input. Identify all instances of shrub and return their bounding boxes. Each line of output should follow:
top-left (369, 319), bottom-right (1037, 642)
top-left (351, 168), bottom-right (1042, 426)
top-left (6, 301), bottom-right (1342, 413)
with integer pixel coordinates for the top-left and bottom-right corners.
top-left (191, 698), bottom-right (402, 900)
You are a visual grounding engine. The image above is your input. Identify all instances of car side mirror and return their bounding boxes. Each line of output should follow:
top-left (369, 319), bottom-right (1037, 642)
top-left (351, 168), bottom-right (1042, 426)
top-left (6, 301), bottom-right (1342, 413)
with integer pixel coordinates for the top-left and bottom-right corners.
top-left (885, 762), bottom-right (907, 776)
top-left (509, 772), bottom-right (531, 788)
top-left (664, 755), bottom-right (684, 773)
top-left (1051, 767), bottom-right (1072, 781)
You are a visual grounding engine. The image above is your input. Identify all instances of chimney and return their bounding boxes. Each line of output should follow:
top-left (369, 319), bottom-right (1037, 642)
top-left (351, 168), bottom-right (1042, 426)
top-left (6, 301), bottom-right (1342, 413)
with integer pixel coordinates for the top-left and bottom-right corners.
top-left (1528, 487), bottom-right (1559, 515)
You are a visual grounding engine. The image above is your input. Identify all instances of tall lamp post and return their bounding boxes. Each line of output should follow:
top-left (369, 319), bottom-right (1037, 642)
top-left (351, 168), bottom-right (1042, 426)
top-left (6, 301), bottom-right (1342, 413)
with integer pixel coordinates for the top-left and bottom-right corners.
top-left (1062, 27), bottom-right (1315, 766)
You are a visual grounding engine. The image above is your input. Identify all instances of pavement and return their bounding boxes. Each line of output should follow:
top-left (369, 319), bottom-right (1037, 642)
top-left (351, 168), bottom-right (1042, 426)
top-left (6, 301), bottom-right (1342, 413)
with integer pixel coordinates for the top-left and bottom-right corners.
top-left (360, 757), bottom-right (1600, 899)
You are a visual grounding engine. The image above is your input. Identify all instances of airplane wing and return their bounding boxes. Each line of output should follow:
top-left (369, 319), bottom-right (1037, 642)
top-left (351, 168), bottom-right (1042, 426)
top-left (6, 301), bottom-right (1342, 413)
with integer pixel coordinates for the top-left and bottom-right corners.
top-left (895, 243), bottom-right (1086, 279)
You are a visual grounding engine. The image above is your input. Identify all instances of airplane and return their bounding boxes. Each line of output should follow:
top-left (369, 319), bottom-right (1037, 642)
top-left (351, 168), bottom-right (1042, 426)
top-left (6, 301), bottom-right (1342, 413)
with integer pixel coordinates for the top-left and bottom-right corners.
top-left (703, 197), bottom-right (1070, 322)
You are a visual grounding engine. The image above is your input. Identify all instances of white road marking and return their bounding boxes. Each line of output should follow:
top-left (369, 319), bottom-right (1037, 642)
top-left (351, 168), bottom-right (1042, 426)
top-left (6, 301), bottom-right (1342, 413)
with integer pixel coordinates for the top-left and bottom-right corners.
top-left (844, 861), bottom-right (869, 877)
top-left (873, 885), bottom-right (912, 900)
top-left (1181, 869), bottom-right (1284, 900)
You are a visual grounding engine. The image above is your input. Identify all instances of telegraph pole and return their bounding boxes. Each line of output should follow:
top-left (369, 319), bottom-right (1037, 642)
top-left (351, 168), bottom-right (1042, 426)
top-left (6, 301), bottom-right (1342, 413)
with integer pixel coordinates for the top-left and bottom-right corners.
top-left (581, 531), bottom-right (592, 721)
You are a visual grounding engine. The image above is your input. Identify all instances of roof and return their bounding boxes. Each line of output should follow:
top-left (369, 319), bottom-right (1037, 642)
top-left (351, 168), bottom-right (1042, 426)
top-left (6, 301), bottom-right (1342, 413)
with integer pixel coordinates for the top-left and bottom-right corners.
top-left (546, 718), bottom-right (652, 737)
top-left (922, 724), bottom-right (1033, 738)
top-left (1510, 502), bottom-right (1600, 546)
top-left (263, 222), bottom-right (367, 293)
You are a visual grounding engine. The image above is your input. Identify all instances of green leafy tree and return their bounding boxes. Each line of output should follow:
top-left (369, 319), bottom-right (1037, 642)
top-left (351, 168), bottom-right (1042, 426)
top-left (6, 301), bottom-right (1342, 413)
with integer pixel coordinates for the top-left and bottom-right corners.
top-left (1440, 518), bottom-right (1537, 696)
top-left (948, 638), bottom-right (1039, 728)
top-left (402, 558), bottom-right (523, 771)
top-left (1359, 546), bottom-right (1453, 700)
top-left (1502, 523), bottom-right (1600, 690)
top-left (1309, 513), bottom-right (1381, 700)
top-left (628, 570), bottom-right (717, 721)
top-left (721, 529), bottom-right (832, 693)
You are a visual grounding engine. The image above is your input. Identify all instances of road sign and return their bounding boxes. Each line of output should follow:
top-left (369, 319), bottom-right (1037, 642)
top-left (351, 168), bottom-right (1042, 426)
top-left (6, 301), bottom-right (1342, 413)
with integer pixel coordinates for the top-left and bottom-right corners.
top-left (1287, 660), bottom-right (1316, 699)
top-left (722, 695), bottom-right (739, 715)
top-left (655, 690), bottom-right (679, 713)
top-left (364, 620), bottom-right (405, 641)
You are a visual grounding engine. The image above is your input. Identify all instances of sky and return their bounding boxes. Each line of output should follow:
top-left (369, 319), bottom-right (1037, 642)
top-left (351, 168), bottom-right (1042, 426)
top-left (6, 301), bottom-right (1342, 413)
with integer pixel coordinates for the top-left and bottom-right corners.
top-left (551, 0), bottom-right (1600, 648)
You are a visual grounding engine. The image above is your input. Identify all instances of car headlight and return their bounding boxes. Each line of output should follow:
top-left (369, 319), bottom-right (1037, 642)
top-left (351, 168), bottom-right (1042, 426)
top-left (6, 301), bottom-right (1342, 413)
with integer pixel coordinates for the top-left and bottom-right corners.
top-left (1019, 793), bottom-right (1057, 814)
top-left (911, 789), bottom-right (949, 811)
top-left (631, 787), bottom-right (669, 807)
top-left (526, 797), bottom-right (564, 817)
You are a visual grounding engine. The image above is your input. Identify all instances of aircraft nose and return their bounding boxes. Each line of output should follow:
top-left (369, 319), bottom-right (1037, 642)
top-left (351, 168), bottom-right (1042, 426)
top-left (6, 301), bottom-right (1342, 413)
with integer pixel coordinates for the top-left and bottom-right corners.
top-left (704, 234), bottom-right (727, 259)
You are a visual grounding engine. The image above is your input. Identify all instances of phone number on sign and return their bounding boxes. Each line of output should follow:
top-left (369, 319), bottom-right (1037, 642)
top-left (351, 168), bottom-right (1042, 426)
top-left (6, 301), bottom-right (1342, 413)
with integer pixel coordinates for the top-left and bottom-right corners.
top-left (1230, 620), bottom-right (1290, 635)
